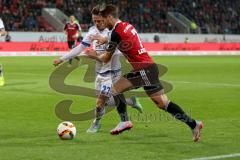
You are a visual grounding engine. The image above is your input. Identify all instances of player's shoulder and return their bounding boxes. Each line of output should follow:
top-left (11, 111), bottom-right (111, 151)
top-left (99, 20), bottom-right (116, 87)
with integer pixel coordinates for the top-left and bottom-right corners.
top-left (74, 22), bottom-right (81, 29)
top-left (115, 21), bottom-right (131, 32)
top-left (119, 21), bottom-right (129, 26)
top-left (64, 22), bottom-right (70, 27)
top-left (88, 26), bottom-right (97, 33)
top-left (65, 22), bottom-right (71, 25)
top-left (74, 22), bottom-right (80, 26)
top-left (101, 28), bottom-right (110, 35)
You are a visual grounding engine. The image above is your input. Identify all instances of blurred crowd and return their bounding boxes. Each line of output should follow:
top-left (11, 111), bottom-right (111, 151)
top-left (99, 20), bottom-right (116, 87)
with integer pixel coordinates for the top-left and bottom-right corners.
top-left (0, 0), bottom-right (57, 31)
top-left (1, 0), bottom-right (239, 34)
top-left (62, 0), bottom-right (178, 33)
top-left (172, 0), bottom-right (240, 34)
top-left (61, 0), bottom-right (240, 34)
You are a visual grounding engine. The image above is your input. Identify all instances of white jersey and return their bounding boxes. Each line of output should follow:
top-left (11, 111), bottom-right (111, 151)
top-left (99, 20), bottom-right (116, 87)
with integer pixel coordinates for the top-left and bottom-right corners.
top-left (82, 26), bottom-right (121, 74)
top-left (0, 18), bottom-right (4, 29)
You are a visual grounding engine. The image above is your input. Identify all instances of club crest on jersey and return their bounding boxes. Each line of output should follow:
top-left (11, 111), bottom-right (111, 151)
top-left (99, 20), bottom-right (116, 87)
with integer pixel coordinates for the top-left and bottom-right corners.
top-left (118, 40), bottom-right (133, 52)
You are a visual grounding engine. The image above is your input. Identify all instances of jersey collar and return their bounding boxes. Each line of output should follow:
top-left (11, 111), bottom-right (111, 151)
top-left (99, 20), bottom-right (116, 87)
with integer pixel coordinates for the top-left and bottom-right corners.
top-left (112, 20), bottom-right (121, 30)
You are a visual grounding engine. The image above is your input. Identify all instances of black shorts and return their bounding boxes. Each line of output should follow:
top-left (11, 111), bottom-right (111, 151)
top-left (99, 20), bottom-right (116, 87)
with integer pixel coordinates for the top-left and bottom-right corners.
top-left (67, 41), bottom-right (77, 49)
top-left (123, 63), bottom-right (163, 95)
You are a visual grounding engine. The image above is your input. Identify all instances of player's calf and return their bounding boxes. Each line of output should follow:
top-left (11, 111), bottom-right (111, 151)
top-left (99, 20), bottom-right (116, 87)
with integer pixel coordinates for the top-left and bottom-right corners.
top-left (148, 90), bottom-right (203, 141)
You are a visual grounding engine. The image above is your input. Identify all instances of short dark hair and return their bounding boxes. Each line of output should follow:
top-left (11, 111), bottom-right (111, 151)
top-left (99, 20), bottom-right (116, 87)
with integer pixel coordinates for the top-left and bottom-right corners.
top-left (91, 5), bottom-right (101, 15)
top-left (99, 4), bottom-right (118, 18)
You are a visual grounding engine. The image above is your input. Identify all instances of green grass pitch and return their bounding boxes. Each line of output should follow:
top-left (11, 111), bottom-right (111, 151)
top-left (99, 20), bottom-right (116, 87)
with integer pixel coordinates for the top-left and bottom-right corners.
top-left (0, 56), bottom-right (239, 160)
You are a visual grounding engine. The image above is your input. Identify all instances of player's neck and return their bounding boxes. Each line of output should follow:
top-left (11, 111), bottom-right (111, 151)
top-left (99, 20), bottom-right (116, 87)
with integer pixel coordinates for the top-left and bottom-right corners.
top-left (113, 19), bottom-right (118, 26)
top-left (111, 19), bottom-right (119, 30)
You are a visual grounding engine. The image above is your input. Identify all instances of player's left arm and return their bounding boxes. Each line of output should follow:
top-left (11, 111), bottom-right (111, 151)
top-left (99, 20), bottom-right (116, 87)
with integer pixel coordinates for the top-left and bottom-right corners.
top-left (85, 30), bottom-right (121, 63)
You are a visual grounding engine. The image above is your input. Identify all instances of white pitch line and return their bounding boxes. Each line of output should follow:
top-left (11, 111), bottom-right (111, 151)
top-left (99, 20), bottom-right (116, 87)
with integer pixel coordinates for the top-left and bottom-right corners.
top-left (171, 81), bottom-right (240, 87)
top-left (185, 153), bottom-right (240, 160)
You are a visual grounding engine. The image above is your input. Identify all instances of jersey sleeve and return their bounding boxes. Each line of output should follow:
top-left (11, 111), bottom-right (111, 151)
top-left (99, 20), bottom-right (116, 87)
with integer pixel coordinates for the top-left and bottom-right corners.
top-left (0, 19), bottom-right (5, 29)
top-left (60, 43), bottom-right (87, 61)
top-left (106, 30), bottom-right (121, 54)
top-left (81, 27), bottom-right (93, 47)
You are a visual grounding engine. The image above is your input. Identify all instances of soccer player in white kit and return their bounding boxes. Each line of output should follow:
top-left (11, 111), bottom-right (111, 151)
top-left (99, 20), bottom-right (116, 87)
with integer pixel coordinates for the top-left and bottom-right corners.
top-left (0, 18), bottom-right (7, 37)
top-left (0, 18), bottom-right (6, 86)
top-left (54, 6), bottom-right (143, 133)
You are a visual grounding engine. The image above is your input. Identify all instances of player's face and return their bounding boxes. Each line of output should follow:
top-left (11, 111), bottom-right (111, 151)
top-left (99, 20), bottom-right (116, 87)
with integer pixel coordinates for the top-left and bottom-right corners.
top-left (92, 15), bottom-right (105, 31)
top-left (70, 16), bottom-right (75, 23)
top-left (103, 15), bottom-right (114, 29)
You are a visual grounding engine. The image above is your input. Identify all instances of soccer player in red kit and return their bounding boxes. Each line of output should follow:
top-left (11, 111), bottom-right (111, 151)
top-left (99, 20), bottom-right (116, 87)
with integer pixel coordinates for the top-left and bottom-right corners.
top-left (85, 4), bottom-right (203, 142)
top-left (64, 15), bottom-right (82, 64)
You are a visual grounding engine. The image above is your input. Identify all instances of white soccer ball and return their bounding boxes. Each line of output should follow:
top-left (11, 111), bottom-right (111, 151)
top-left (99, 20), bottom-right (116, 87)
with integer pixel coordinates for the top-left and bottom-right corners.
top-left (57, 121), bottom-right (76, 140)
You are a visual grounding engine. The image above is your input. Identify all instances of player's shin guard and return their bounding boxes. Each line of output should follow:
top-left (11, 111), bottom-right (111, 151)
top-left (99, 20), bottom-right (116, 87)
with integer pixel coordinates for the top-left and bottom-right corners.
top-left (113, 94), bottom-right (129, 122)
top-left (165, 102), bottom-right (196, 129)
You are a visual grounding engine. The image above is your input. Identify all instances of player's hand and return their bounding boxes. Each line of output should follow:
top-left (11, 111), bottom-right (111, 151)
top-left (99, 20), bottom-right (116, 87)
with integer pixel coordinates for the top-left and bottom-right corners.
top-left (89, 34), bottom-right (108, 46)
top-left (84, 48), bottom-right (97, 58)
top-left (53, 59), bottom-right (63, 66)
top-left (72, 33), bottom-right (79, 38)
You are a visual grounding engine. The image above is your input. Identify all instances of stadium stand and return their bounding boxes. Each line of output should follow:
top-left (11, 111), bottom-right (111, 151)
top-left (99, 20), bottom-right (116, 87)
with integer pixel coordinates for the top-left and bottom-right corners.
top-left (1, 0), bottom-right (239, 33)
top-left (0, 0), bottom-right (55, 31)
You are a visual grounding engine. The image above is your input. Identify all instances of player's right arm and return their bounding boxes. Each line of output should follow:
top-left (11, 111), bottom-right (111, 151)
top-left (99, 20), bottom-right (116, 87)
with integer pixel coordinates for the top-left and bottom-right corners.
top-left (53, 43), bottom-right (90, 66)
top-left (54, 28), bottom-right (93, 66)
top-left (85, 30), bottom-right (121, 63)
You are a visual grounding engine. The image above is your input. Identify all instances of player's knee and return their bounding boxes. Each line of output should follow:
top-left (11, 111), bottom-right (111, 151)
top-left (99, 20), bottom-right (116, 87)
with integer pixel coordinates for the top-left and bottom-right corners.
top-left (159, 102), bottom-right (169, 110)
top-left (150, 93), bottom-right (169, 109)
top-left (153, 100), bottom-right (167, 109)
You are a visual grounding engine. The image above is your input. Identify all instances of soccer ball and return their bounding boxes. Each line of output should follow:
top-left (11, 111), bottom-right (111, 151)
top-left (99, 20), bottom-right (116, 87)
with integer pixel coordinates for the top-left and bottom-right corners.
top-left (57, 121), bottom-right (76, 140)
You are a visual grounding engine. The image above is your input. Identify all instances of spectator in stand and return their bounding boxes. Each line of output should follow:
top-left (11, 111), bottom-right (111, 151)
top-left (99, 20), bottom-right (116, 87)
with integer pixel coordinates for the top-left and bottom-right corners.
top-left (1, 0), bottom-right (55, 32)
top-left (1, 0), bottom-right (240, 34)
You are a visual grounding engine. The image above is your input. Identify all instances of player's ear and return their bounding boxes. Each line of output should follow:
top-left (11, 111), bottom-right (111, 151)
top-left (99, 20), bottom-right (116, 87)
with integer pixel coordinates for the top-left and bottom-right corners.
top-left (107, 15), bottom-right (113, 21)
